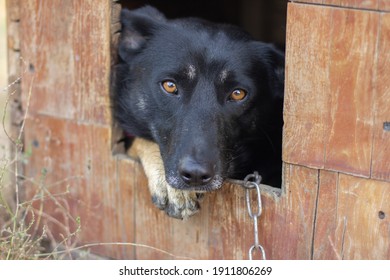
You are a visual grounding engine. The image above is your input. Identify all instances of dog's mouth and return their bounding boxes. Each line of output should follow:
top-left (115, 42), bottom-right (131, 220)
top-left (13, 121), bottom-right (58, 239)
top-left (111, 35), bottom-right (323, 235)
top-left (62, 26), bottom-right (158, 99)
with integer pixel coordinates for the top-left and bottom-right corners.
top-left (166, 171), bottom-right (224, 192)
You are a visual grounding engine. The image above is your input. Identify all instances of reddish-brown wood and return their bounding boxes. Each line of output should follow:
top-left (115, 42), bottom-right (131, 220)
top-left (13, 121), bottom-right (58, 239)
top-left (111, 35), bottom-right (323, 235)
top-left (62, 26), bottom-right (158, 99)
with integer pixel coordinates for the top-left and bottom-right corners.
top-left (314, 171), bottom-right (390, 259)
top-left (293, 0), bottom-right (390, 12)
top-left (333, 174), bottom-right (390, 259)
top-left (260, 164), bottom-right (319, 259)
top-left (283, 3), bottom-right (332, 169)
top-left (313, 170), bottom-right (340, 259)
top-left (371, 13), bottom-right (390, 182)
top-left (19, 0), bottom-right (111, 125)
top-left (9, 0), bottom-right (390, 260)
top-left (380, 0), bottom-right (390, 11)
top-left (324, 8), bottom-right (378, 177)
top-left (23, 115), bottom-right (118, 250)
top-left (284, 4), bottom-right (387, 180)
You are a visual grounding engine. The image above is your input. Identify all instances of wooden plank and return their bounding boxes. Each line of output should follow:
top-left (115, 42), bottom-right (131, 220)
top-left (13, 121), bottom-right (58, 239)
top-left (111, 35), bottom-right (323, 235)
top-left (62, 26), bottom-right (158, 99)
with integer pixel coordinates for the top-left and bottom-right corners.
top-left (72, 0), bottom-right (112, 124)
top-left (371, 13), bottom-right (390, 182)
top-left (293, 0), bottom-right (386, 11)
top-left (6, 0), bottom-right (20, 21)
top-left (132, 168), bottom-right (176, 260)
top-left (313, 170), bottom-right (340, 259)
top-left (314, 172), bottom-right (390, 259)
top-left (284, 4), bottom-right (382, 178)
top-left (19, 0), bottom-right (111, 125)
top-left (207, 183), bottom-right (253, 259)
top-left (283, 3), bottom-right (332, 168)
top-left (259, 164), bottom-right (319, 259)
top-left (23, 115), bottom-right (132, 258)
top-left (324, 8), bottom-right (379, 178)
top-left (334, 174), bottom-right (390, 259)
top-left (380, 0), bottom-right (390, 11)
top-left (102, 158), bottom-right (136, 259)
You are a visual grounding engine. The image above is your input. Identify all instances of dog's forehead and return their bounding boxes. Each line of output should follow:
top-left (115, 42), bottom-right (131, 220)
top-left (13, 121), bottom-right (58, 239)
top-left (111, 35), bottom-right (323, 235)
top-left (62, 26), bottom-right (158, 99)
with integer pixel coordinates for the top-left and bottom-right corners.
top-left (182, 62), bottom-right (233, 84)
top-left (186, 64), bottom-right (196, 80)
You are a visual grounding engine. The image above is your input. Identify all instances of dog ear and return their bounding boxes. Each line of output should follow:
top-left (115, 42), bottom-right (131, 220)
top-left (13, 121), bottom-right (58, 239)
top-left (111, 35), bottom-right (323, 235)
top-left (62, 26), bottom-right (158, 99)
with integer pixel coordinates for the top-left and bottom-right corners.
top-left (252, 42), bottom-right (285, 99)
top-left (119, 6), bottom-right (167, 61)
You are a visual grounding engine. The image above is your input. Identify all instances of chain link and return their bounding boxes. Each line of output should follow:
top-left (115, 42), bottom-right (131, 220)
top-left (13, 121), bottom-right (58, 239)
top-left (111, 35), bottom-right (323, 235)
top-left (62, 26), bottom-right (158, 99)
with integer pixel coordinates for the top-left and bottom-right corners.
top-left (242, 172), bottom-right (266, 260)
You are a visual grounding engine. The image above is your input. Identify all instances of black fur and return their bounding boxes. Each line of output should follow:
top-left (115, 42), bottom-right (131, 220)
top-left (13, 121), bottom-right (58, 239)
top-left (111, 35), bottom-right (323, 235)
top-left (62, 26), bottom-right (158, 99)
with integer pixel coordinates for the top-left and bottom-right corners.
top-left (113, 6), bottom-right (284, 191)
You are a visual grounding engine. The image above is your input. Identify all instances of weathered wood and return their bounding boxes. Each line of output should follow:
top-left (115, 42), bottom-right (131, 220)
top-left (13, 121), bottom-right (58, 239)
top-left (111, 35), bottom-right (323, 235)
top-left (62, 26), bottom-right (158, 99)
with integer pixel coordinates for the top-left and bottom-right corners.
top-left (284, 4), bottom-right (386, 180)
top-left (12, 0), bottom-right (390, 261)
top-left (260, 164), bottom-right (318, 259)
top-left (19, 0), bottom-right (111, 125)
top-left (331, 174), bottom-right (390, 259)
top-left (324, 8), bottom-right (378, 177)
top-left (380, 0), bottom-right (390, 11)
top-left (6, 0), bottom-right (20, 21)
top-left (283, 3), bottom-right (332, 169)
top-left (371, 13), bottom-right (390, 182)
top-left (293, 0), bottom-right (390, 12)
top-left (207, 183), bottom-right (253, 259)
top-left (314, 170), bottom-right (390, 260)
top-left (313, 170), bottom-right (340, 259)
top-left (23, 115), bottom-right (121, 257)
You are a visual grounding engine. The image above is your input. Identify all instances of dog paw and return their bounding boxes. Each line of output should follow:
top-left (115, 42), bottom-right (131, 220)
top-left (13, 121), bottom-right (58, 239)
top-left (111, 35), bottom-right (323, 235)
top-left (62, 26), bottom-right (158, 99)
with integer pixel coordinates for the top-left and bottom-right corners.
top-left (129, 138), bottom-right (203, 219)
top-left (151, 184), bottom-right (202, 219)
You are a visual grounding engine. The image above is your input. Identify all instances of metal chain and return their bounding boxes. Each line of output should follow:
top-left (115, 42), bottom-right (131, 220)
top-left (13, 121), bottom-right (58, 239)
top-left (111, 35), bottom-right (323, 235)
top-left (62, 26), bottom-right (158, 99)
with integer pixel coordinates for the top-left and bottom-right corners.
top-left (242, 172), bottom-right (266, 260)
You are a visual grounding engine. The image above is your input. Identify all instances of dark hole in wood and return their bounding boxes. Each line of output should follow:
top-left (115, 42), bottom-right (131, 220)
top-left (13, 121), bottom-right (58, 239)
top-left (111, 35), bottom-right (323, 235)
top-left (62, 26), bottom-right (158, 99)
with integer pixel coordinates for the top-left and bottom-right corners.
top-left (383, 122), bottom-right (390, 131)
top-left (32, 139), bottom-right (39, 148)
top-left (378, 211), bottom-right (385, 219)
top-left (29, 63), bottom-right (35, 73)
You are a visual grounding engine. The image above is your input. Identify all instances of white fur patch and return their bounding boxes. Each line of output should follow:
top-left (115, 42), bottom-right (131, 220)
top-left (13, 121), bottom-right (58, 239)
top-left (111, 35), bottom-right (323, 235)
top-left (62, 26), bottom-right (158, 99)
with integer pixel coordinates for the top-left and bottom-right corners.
top-left (220, 69), bottom-right (229, 83)
top-left (186, 64), bottom-right (196, 80)
top-left (137, 96), bottom-right (147, 111)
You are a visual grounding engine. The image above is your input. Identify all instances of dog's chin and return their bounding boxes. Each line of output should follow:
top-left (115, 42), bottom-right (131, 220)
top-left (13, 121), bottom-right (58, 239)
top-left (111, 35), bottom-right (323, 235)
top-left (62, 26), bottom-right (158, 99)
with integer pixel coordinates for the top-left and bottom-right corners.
top-left (166, 173), bottom-right (224, 192)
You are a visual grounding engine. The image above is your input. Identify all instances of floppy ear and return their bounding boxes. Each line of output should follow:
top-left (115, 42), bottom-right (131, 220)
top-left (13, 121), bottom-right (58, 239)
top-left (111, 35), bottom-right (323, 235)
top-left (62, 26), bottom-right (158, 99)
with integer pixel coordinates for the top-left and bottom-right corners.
top-left (252, 42), bottom-right (285, 99)
top-left (119, 6), bottom-right (167, 62)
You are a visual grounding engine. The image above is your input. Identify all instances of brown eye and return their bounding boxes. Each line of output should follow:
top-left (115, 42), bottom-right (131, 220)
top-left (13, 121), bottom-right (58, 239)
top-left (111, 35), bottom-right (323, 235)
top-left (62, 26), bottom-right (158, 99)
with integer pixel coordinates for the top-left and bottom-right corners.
top-left (162, 80), bottom-right (178, 94)
top-left (229, 89), bottom-right (247, 101)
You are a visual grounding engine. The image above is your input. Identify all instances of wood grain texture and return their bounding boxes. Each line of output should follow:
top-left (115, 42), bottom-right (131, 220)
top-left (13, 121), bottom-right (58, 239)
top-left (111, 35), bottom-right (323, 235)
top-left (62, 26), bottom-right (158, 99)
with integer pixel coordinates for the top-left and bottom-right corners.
top-left (6, 0), bottom-right (20, 21)
top-left (283, 3), bottom-right (332, 168)
top-left (313, 170), bottom-right (340, 259)
top-left (332, 174), bottom-right (390, 259)
top-left (380, 0), bottom-right (390, 11)
top-left (19, 0), bottom-right (111, 125)
top-left (13, 0), bottom-right (390, 260)
top-left (371, 13), bottom-right (390, 181)
top-left (313, 171), bottom-right (390, 259)
top-left (259, 164), bottom-right (319, 259)
top-left (293, 0), bottom-right (390, 11)
top-left (324, 8), bottom-right (378, 177)
top-left (23, 115), bottom-right (135, 258)
top-left (284, 3), bottom-right (387, 180)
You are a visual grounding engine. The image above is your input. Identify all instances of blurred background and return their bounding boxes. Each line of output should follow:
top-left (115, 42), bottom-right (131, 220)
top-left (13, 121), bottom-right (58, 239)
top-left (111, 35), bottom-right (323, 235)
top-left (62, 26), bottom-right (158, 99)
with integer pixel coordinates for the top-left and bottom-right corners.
top-left (0, 0), bottom-right (8, 153)
top-left (0, 0), bottom-right (6, 93)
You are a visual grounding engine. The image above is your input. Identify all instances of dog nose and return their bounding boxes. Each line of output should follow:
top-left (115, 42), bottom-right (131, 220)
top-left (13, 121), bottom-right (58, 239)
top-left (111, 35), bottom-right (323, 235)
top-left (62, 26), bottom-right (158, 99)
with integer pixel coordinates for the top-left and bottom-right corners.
top-left (179, 157), bottom-right (214, 186)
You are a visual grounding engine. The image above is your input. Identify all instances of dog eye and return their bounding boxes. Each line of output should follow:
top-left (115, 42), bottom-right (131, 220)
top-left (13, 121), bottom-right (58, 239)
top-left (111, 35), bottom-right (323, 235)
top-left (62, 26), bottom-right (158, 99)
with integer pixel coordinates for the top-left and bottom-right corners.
top-left (161, 80), bottom-right (178, 94)
top-left (229, 89), bottom-right (247, 101)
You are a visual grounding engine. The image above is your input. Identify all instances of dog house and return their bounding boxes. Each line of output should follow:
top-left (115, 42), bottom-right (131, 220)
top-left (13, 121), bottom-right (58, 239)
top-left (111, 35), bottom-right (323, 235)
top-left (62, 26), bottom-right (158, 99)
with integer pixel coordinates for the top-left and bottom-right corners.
top-left (6, 0), bottom-right (390, 259)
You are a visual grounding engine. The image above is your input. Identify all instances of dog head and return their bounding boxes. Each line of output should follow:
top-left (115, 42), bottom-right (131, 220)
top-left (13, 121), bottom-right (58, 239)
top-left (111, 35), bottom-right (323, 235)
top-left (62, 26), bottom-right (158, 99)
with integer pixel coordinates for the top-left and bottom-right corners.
top-left (114, 6), bottom-right (284, 191)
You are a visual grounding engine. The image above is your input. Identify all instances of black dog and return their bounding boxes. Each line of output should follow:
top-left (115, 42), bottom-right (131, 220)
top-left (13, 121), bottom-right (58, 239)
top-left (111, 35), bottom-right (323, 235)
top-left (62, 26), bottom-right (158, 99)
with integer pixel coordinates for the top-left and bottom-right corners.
top-left (113, 6), bottom-right (284, 219)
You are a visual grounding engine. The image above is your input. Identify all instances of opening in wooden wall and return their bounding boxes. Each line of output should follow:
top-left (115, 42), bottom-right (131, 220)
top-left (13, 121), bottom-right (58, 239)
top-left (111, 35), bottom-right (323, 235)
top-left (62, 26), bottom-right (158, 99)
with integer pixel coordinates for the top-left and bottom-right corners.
top-left (110, 0), bottom-right (288, 202)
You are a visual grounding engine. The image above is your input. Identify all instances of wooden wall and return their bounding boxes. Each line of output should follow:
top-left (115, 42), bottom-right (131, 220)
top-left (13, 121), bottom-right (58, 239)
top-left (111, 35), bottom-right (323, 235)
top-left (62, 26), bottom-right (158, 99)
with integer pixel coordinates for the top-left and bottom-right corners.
top-left (6, 0), bottom-right (390, 259)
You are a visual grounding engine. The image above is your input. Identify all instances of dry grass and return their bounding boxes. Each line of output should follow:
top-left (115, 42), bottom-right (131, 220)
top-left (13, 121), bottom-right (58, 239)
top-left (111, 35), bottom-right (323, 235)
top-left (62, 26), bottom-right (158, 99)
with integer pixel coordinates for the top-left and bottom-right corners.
top-left (0, 66), bottom-right (83, 259)
top-left (0, 3), bottom-right (82, 256)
